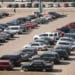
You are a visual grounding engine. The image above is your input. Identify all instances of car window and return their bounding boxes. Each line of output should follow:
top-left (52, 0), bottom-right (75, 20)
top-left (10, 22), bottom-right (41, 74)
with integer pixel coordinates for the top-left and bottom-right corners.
top-left (41, 54), bottom-right (55, 57)
top-left (40, 34), bottom-right (48, 37)
top-left (54, 33), bottom-right (57, 36)
top-left (59, 42), bottom-right (70, 45)
top-left (31, 44), bottom-right (39, 46)
top-left (32, 62), bottom-right (43, 66)
top-left (10, 27), bottom-right (19, 30)
top-left (49, 34), bottom-right (53, 36)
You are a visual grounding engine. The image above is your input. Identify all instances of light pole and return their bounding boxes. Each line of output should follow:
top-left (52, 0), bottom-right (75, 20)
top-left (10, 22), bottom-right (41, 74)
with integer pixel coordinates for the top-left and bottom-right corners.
top-left (39, 0), bottom-right (43, 13)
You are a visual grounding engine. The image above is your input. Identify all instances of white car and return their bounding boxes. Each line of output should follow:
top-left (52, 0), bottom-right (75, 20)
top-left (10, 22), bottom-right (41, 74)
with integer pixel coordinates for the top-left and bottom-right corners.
top-left (58, 37), bottom-right (74, 42)
top-left (4, 25), bottom-right (23, 34)
top-left (53, 3), bottom-right (60, 8)
top-left (55, 40), bottom-right (73, 49)
top-left (42, 15), bottom-right (53, 21)
top-left (33, 32), bottom-right (60, 41)
top-left (23, 42), bottom-right (48, 51)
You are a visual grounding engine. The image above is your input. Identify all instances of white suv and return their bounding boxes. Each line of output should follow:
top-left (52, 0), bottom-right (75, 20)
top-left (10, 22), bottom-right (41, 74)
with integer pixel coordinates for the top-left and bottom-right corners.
top-left (33, 32), bottom-right (60, 41)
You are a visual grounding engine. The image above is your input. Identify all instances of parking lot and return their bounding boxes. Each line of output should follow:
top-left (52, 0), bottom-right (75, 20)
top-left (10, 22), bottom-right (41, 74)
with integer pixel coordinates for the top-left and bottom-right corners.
top-left (0, 8), bottom-right (75, 75)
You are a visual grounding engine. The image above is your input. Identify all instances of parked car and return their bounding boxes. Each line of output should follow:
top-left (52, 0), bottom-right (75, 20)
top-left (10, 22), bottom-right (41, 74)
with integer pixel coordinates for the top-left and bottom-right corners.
top-left (48, 12), bottom-right (63, 18)
top-left (24, 42), bottom-right (48, 51)
top-left (4, 25), bottom-right (29, 34)
top-left (53, 49), bottom-right (69, 60)
top-left (53, 3), bottom-right (60, 8)
top-left (34, 3), bottom-right (39, 8)
top-left (64, 33), bottom-right (75, 39)
top-left (65, 22), bottom-right (75, 29)
top-left (48, 3), bottom-right (53, 8)
top-left (58, 37), bottom-right (74, 42)
top-left (0, 60), bottom-right (14, 70)
top-left (26, 21), bottom-right (37, 29)
top-left (20, 4), bottom-right (25, 8)
top-left (0, 54), bottom-right (22, 66)
top-left (0, 33), bottom-right (7, 42)
top-left (71, 2), bottom-right (75, 7)
top-left (26, 3), bottom-right (32, 8)
top-left (21, 60), bottom-right (53, 71)
top-left (0, 32), bottom-right (11, 40)
top-left (21, 48), bottom-right (37, 57)
top-left (54, 46), bottom-right (71, 55)
top-left (31, 51), bottom-right (60, 64)
top-left (57, 26), bottom-right (70, 33)
top-left (55, 40), bottom-right (73, 50)
top-left (64, 3), bottom-right (69, 7)
top-left (33, 32), bottom-right (59, 42)
top-left (34, 38), bottom-right (51, 47)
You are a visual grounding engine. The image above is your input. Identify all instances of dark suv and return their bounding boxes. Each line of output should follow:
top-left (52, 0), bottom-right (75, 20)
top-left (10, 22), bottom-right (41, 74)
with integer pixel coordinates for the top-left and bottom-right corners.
top-left (30, 51), bottom-right (60, 64)
top-left (54, 49), bottom-right (69, 60)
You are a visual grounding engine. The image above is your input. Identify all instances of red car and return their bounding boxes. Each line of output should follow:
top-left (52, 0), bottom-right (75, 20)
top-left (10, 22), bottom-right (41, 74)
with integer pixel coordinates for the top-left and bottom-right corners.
top-left (26, 21), bottom-right (36, 29)
top-left (65, 22), bottom-right (75, 28)
top-left (0, 60), bottom-right (14, 70)
top-left (64, 3), bottom-right (69, 7)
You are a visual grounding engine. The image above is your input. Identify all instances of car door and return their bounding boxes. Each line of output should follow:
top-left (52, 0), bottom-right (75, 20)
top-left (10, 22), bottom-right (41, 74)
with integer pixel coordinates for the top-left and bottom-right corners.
top-left (31, 62), bottom-right (44, 70)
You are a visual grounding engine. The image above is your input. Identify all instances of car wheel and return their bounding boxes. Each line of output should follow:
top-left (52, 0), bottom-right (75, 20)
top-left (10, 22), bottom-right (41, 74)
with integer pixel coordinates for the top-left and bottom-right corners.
top-left (38, 48), bottom-right (42, 51)
top-left (42, 69), bottom-right (46, 72)
top-left (22, 68), bottom-right (28, 71)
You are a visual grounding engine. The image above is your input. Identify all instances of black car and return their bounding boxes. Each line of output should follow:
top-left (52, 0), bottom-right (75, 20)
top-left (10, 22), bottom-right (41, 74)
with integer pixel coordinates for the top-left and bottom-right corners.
top-left (54, 49), bottom-right (69, 60)
top-left (55, 46), bottom-right (71, 55)
top-left (48, 12), bottom-right (63, 18)
top-left (32, 51), bottom-right (60, 64)
top-left (21, 60), bottom-right (53, 71)
top-left (57, 26), bottom-right (70, 33)
top-left (26, 3), bottom-right (32, 8)
top-left (20, 48), bottom-right (37, 61)
top-left (71, 2), bottom-right (75, 7)
top-left (41, 37), bottom-right (55, 45)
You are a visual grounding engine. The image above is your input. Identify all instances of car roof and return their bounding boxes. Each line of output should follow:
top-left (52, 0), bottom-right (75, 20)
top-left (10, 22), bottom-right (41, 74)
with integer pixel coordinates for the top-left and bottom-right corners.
top-left (33, 59), bottom-right (45, 62)
top-left (43, 51), bottom-right (57, 55)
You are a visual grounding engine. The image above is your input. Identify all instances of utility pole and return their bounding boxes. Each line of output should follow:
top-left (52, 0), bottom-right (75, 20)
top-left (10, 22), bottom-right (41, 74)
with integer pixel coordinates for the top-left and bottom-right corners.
top-left (39, 0), bottom-right (43, 13)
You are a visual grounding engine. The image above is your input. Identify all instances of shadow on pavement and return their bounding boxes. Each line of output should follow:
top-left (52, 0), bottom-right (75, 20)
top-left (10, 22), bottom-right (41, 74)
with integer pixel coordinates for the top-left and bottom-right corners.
top-left (51, 69), bottom-right (62, 73)
top-left (57, 61), bottom-right (70, 65)
top-left (70, 53), bottom-right (75, 56)
top-left (69, 57), bottom-right (75, 61)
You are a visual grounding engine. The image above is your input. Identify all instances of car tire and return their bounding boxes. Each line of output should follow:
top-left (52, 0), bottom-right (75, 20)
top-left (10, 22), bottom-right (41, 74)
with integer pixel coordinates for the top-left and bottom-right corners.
top-left (22, 68), bottom-right (28, 71)
top-left (42, 69), bottom-right (46, 72)
top-left (38, 48), bottom-right (42, 51)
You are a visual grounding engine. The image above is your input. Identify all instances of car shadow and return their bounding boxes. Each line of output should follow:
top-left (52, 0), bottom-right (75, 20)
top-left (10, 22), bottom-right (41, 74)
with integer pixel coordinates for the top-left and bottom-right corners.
top-left (70, 53), bottom-right (75, 56)
top-left (68, 57), bottom-right (75, 61)
top-left (51, 69), bottom-right (62, 73)
top-left (57, 61), bottom-right (70, 65)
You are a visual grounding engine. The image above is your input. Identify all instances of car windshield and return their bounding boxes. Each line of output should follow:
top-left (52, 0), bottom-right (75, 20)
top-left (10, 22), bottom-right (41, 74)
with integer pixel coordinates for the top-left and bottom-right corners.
top-left (61, 39), bottom-right (72, 41)
top-left (10, 27), bottom-right (19, 30)
top-left (59, 42), bottom-right (70, 45)
top-left (22, 50), bottom-right (32, 53)
top-left (41, 54), bottom-right (55, 57)
top-left (40, 34), bottom-right (48, 37)
top-left (31, 44), bottom-right (39, 46)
